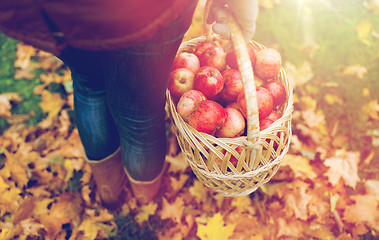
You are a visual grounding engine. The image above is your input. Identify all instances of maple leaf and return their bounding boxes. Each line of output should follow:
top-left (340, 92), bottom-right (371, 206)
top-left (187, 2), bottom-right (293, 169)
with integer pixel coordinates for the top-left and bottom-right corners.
top-left (189, 179), bottom-right (209, 204)
top-left (231, 196), bottom-right (252, 212)
top-left (135, 202), bottom-right (158, 225)
top-left (159, 197), bottom-right (185, 223)
top-left (283, 180), bottom-right (313, 220)
top-left (197, 213), bottom-right (236, 240)
top-left (281, 154), bottom-right (317, 179)
top-left (39, 89), bottom-right (65, 120)
top-left (343, 194), bottom-right (379, 232)
top-left (77, 218), bottom-right (103, 240)
top-left (323, 150), bottom-right (360, 189)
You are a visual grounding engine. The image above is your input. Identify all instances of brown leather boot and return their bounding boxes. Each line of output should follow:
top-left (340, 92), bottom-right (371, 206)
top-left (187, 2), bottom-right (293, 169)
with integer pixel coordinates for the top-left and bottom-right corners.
top-left (125, 163), bottom-right (167, 204)
top-left (86, 148), bottom-right (127, 210)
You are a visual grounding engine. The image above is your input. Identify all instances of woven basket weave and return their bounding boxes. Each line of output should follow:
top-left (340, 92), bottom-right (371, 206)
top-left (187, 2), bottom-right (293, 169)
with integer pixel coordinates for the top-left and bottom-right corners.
top-left (166, 9), bottom-right (293, 197)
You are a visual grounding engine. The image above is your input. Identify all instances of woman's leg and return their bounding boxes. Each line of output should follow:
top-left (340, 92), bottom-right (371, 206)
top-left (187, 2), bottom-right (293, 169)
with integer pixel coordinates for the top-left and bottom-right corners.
top-left (103, 1), bottom-right (197, 182)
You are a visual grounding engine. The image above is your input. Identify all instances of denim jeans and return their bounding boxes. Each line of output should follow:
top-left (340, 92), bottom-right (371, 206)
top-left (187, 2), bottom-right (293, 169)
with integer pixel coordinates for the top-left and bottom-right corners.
top-left (59, 1), bottom-right (197, 181)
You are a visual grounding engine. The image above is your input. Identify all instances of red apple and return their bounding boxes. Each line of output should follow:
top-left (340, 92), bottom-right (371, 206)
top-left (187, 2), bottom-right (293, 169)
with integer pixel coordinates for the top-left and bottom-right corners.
top-left (265, 110), bottom-right (281, 122)
top-left (259, 118), bottom-right (280, 147)
top-left (254, 48), bottom-right (282, 80)
top-left (226, 44), bottom-right (256, 70)
top-left (194, 66), bottom-right (224, 99)
top-left (172, 52), bottom-right (200, 73)
top-left (262, 80), bottom-right (286, 107)
top-left (199, 45), bottom-right (226, 72)
top-left (237, 87), bottom-right (273, 120)
top-left (194, 41), bottom-right (216, 58)
top-left (168, 68), bottom-right (195, 99)
top-left (219, 69), bottom-right (244, 103)
top-left (216, 107), bottom-right (246, 138)
top-left (226, 101), bottom-right (244, 115)
top-left (177, 90), bottom-right (207, 122)
top-left (188, 100), bottom-right (225, 135)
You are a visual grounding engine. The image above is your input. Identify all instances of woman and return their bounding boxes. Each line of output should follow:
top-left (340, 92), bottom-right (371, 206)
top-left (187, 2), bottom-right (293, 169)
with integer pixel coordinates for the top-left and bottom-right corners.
top-left (0, 0), bottom-right (258, 210)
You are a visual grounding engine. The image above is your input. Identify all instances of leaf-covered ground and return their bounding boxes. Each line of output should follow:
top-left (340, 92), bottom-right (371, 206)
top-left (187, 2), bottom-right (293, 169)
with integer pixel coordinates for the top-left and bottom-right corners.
top-left (0, 0), bottom-right (378, 239)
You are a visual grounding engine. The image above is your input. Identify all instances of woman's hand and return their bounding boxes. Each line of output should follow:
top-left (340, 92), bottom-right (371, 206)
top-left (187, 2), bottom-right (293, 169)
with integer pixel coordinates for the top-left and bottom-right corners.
top-left (206, 0), bottom-right (259, 42)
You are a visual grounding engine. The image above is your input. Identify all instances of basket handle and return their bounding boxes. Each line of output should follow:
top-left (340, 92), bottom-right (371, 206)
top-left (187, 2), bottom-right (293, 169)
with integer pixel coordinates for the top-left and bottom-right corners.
top-left (205, 4), bottom-right (260, 144)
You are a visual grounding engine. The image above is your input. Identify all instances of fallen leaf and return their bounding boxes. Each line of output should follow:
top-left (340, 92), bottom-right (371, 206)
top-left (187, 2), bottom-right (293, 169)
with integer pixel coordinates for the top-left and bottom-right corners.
top-left (19, 218), bottom-right (46, 238)
top-left (39, 89), bottom-right (65, 120)
top-left (276, 217), bottom-right (304, 239)
top-left (281, 154), bottom-right (317, 179)
top-left (159, 197), bottom-right (185, 223)
top-left (324, 150), bottom-right (360, 189)
top-left (362, 99), bottom-right (379, 120)
top-left (189, 179), bottom-right (209, 204)
top-left (0, 93), bottom-right (22, 117)
top-left (197, 213), bottom-right (236, 240)
top-left (231, 196), bottom-right (252, 212)
top-left (135, 202), bottom-right (158, 225)
top-left (343, 194), bottom-right (379, 232)
top-left (283, 181), bottom-right (313, 220)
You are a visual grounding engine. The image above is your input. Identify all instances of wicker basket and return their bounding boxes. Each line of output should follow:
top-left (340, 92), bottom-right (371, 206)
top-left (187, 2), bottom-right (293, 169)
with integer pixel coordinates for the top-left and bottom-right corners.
top-left (166, 9), bottom-right (293, 197)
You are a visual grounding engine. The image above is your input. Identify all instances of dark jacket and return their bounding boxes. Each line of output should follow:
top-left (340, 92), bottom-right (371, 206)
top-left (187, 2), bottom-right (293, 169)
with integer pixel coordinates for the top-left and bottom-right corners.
top-left (0, 0), bottom-right (193, 55)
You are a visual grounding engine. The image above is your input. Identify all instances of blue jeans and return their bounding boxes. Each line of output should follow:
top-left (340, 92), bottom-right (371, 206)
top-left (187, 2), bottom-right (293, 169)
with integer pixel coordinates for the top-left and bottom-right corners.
top-left (59, 2), bottom-right (197, 181)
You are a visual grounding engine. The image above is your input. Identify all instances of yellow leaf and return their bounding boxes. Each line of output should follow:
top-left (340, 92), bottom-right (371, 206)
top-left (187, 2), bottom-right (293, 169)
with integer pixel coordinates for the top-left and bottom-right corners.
top-left (323, 150), bottom-right (360, 189)
top-left (324, 94), bottom-right (343, 105)
top-left (285, 61), bottom-right (313, 87)
top-left (282, 154), bottom-right (317, 179)
top-left (135, 202), bottom-right (158, 225)
top-left (356, 20), bottom-right (372, 45)
top-left (189, 180), bottom-right (209, 204)
top-left (39, 90), bottom-right (64, 119)
top-left (329, 193), bottom-right (339, 213)
top-left (78, 218), bottom-right (101, 240)
top-left (231, 196), bottom-right (252, 212)
top-left (197, 213), bottom-right (236, 240)
top-left (362, 100), bottom-right (379, 120)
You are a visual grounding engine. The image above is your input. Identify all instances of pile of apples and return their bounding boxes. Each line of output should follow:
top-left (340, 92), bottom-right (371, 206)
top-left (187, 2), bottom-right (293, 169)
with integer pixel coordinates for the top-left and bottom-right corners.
top-left (168, 40), bottom-right (286, 139)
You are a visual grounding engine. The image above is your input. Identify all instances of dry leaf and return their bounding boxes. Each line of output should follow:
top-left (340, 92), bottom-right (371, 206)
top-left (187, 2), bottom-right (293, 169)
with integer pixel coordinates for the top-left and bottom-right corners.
top-left (39, 89), bottom-right (65, 120)
top-left (285, 61), bottom-right (313, 87)
top-left (343, 194), bottom-right (379, 232)
top-left (159, 197), bottom-right (185, 223)
top-left (362, 99), bottom-right (379, 120)
top-left (135, 202), bottom-right (158, 225)
top-left (283, 181), bottom-right (313, 220)
top-left (0, 93), bottom-right (22, 117)
top-left (189, 179), bottom-right (209, 204)
top-left (197, 213), bottom-right (236, 240)
top-left (324, 150), bottom-right (360, 189)
top-left (281, 154), bottom-right (317, 179)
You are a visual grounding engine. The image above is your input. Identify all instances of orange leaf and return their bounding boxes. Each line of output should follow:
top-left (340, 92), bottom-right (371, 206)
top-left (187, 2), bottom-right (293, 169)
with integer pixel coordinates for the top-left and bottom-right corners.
top-left (0, 93), bottom-right (22, 118)
top-left (324, 150), bottom-right (360, 189)
top-left (343, 194), bottom-right (379, 232)
top-left (159, 197), bottom-right (185, 223)
top-left (283, 181), bottom-right (313, 220)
